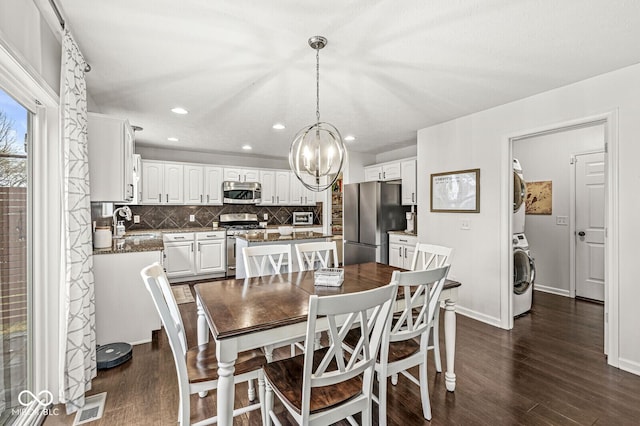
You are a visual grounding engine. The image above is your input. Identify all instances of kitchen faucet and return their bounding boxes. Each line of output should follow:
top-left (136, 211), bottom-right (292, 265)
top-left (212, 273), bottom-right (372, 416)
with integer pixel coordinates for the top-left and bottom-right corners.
top-left (112, 205), bottom-right (132, 237)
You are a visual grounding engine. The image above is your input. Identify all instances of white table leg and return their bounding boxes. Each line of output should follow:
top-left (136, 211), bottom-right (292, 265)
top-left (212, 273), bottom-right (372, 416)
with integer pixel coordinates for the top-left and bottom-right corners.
top-left (196, 298), bottom-right (210, 397)
top-left (216, 340), bottom-right (238, 426)
top-left (444, 299), bottom-right (457, 392)
top-left (197, 298), bottom-right (209, 345)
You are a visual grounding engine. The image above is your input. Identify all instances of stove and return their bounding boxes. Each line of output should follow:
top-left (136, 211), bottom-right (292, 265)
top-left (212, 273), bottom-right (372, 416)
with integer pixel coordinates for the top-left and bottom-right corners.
top-left (220, 213), bottom-right (266, 275)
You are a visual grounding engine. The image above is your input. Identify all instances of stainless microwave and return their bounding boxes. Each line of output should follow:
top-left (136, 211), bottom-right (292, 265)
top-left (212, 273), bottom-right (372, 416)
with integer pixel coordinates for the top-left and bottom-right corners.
top-left (292, 211), bottom-right (314, 225)
top-left (223, 181), bottom-right (262, 204)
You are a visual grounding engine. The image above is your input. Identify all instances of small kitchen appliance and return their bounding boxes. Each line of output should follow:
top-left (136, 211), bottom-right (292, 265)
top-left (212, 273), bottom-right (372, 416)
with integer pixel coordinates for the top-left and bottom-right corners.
top-left (405, 211), bottom-right (416, 234)
top-left (293, 211), bottom-right (314, 226)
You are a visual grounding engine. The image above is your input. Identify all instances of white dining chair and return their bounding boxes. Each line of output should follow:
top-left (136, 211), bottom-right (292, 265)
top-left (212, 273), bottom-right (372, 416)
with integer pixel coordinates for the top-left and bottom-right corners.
top-left (242, 245), bottom-right (302, 359)
top-left (345, 265), bottom-right (450, 424)
top-left (243, 244), bottom-right (292, 278)
top-left (263, 283), bottom-right (397, 425)
top-left (140, 262), bottom-right (266, 425)
top-left (409, 243), bottom-right (453, 373)
top-left (295, 241), bottom-right (339, 271)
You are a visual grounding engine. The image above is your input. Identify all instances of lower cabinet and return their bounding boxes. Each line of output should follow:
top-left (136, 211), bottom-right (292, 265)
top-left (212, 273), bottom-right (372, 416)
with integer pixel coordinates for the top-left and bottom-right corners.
top-left (94, 250), bottom-right (162, 345)
top-left (163, 231), bottom-right (226, 281)
top-left (388, 234), bottom-right (417, 269)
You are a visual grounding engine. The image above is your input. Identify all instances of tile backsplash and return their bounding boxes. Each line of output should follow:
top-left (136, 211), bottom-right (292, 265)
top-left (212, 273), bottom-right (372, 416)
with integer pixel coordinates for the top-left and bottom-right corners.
top-left (92, 203), bottom-right (322, 231)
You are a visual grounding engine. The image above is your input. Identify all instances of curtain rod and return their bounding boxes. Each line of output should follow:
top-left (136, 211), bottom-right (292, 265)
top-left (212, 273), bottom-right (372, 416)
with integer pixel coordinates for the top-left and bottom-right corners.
top-left (48, 0), bottom-right (65, 29)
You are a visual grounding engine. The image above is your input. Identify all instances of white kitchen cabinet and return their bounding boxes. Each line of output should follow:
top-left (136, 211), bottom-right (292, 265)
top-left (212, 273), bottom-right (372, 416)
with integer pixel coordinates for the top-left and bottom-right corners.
top-left (364, 162), bottom-right (402, 182)
top-left (93, 250), bottom-right (162, 345)
top-left (223, 167), bottom-right (260, 182)
top-left (141, 160), bottom-right (184, 204)
top-left (163, 231), bottom-right (226, 282)
top-left (182, 164), bottom-right (224, 205)
top-left (290, 175), bottom-right (318, 205)
top-left (259, 170), bottom-right (276, 205)
top-left (196, 232), bottom-right (226, 274)
top-left (388, 233), bottom-right (417, 269)
top-left (203, 166), bottom-right (223, 204)
top-left (184, 164), bottom-right (204, 204)
top-left (163, 233), bottom-right (196, 278)
top-left (401, 159), bottom-right (417, 205)
top-left (87, 112), bottom-right (135, 202)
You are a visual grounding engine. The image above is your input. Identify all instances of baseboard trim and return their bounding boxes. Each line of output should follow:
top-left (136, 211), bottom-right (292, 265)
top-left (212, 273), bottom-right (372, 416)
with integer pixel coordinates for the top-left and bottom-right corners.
top-left (534, 284), bottom-right (571, 297)
top-left (618, 357), bottom-right (640, 376)
top-left (453, 305), bottom-right (503, 328)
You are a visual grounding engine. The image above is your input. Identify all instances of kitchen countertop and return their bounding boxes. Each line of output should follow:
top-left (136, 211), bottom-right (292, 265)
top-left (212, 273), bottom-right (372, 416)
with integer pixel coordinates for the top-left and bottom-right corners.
top-left (388, 230), bottom-right (418, 237)
top-left (93, 227), bottom-right (223, 255)
top-left (236, 231), bottom-right (331, 243)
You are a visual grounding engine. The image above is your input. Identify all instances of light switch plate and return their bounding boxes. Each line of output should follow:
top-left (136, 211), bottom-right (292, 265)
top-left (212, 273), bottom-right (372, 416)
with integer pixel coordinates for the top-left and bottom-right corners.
top-left (556, 216), bottom-right (569, 225)
top-left (263, 213), bottom-right (268, 220)
top-left (189, 214), bottom-right (195, 222)
top-left (460, 219), bottom-right (471, 230)
top-left (133, 215), bottom-right (140, 224)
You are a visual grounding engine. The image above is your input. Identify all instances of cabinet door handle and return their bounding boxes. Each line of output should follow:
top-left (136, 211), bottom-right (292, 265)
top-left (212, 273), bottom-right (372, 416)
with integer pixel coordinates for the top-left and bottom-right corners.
top-left (191, 243), bottom-right (194, 252)
top-left (166, 194), bottom-right (169, 203)
top-left (200, 194), bottom-right (203, 203)
top-left (277, 196), bottom-right (280, 203)
top-left (197, 242), bottom-right (201, 251)
top-left (174, 236), bottom-right (185, 239)
top-left (399, 239), bottom-right (408, 242)
top-left (158, 193), bottom-right (161, 202)
top-left (399, 246), bottom-right (402, 257)
top-left (207, 194), bottom-right (210, 203)
top-left (272, 196), bottom-right (275, 203)
top-left (412, 192), bottom-right (415, 203)
top-left (378, 172), bottom-right (381, 180)
top-left (404, 247), bottom-right (407, 258)
top-left (305, 196), bottom-right (308, 204)
top-left (383, 171), bottom-right (386, 179)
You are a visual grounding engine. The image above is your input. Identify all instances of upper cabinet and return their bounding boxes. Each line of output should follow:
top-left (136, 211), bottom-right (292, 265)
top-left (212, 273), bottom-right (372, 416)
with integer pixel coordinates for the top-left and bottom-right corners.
top-left (260, 170), bottom-right (290, 205)
top-left (290, 175), bottom-right (319, 206)
top-left (363, 162), bottom-right (401, 182)
top-left (87, 113), bottom-right (135, 202)
top-left (182, 165), bottom-right (223, 205)
top-left (401, 159), bottom-right (417, 206)
top-left (141, 160), bottom-right (184, 204)
top-left (223, 168), bottom-right (260, 182)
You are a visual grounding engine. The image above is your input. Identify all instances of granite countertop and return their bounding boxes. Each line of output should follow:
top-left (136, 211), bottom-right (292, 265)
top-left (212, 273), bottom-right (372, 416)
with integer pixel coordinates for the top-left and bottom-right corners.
top-left (93, 227), bottom-right (223, 255)
top-left (388, 230), bottom-right (418, 236)
top-left (236, 231), bottom-right (331, 243)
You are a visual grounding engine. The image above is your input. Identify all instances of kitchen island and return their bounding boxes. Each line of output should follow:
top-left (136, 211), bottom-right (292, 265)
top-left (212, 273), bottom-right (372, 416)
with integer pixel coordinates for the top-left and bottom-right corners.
top-left (235, 231), bottom-right (332, 278)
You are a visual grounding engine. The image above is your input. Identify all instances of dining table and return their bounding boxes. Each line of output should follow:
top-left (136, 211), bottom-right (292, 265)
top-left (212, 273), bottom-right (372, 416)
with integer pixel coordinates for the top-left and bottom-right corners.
top-left (194, 262), bottom-right (461, 426)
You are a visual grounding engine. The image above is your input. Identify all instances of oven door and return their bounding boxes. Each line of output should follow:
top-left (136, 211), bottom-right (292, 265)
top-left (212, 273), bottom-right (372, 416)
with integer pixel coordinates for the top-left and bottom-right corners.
top-left (226, 236), bottom-right (236, 276)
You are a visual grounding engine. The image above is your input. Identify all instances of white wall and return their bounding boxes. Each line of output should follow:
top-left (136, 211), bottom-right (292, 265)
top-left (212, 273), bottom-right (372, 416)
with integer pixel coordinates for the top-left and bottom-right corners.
top-left (136, 144), bottom-right (290, 169)
top-left (514, 125), bottom-right (604, 296)
top-left (343, 150), bottom-right (375, 184)
top-left (375, 144), bottom-right (417, 164)
top-left (417, 62), bottom-right (640, 375)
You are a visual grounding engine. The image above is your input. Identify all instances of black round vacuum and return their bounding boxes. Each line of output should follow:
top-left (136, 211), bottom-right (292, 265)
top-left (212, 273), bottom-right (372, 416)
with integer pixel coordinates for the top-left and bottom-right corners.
top-left (97, 342), bottom-right (133, 370)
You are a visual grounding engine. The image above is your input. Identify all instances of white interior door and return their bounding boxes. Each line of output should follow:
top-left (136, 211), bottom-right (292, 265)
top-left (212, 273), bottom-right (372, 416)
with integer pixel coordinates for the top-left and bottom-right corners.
top-left (575, 151), bottom-right (605, 301)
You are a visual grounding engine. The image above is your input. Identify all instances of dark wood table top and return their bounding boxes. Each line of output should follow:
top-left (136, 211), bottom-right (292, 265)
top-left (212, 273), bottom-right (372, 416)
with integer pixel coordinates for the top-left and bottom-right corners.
top-left (195, 262), bottom-right (461, 340)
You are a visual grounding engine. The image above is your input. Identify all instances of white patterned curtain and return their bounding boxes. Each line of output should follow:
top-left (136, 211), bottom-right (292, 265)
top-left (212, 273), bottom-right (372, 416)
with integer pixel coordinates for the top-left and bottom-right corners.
top-left (59, 28), bottom-right (96, 414)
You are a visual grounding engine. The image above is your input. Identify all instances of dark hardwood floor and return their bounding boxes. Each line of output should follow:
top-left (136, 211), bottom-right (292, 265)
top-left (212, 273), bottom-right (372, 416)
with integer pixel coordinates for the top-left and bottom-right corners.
top-left (45, 290), bottom-right (640, 425)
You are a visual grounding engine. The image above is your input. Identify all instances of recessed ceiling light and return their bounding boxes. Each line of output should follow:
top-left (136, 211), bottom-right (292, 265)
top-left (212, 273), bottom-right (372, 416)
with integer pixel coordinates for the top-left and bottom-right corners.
top-left (272, 123), bottom-right (285, 130)
top-left (344, 135), bottom-right (356, 142)
top-left (167, 137), bottom-right (179, 142)
top-left (171, 107), bottom-right (188, 115)
top-left (242, 145), bottom-right (252, 150)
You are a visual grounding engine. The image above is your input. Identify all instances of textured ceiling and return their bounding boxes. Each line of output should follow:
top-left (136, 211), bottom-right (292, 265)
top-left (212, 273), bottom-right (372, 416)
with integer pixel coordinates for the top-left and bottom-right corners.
top-left (59, 0), bottom-right (640, 158)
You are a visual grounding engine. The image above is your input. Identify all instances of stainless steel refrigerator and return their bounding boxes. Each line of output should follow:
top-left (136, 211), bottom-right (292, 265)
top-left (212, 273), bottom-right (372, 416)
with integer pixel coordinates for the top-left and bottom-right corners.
top-left (343, 181), bottom-right (410, 265)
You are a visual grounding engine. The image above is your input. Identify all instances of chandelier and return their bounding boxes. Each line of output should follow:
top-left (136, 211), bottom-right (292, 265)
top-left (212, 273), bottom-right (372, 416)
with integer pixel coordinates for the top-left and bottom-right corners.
top-left (289, 36), bottom-right (346, 192)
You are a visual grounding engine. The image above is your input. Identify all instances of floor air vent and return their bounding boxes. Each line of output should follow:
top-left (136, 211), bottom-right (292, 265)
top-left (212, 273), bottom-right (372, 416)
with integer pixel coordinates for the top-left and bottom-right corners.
top-left (73, 392), bottom-right (106, 425)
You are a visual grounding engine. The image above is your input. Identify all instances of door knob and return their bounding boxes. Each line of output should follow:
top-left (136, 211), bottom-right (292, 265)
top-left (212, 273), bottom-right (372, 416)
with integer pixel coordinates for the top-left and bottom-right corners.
top-left (578, 231), bottom-right (586, 237)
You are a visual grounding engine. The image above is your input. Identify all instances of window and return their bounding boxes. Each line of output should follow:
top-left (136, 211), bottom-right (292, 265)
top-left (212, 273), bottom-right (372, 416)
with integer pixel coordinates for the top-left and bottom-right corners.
top-left (0, 88), bottom-right (31, 421)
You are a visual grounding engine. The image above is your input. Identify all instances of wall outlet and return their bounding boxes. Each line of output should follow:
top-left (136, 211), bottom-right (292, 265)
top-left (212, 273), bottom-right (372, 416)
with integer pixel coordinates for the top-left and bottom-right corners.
top-left (460, 219), bottom-right (471, 230)
top-left (263, 213), bottom-right (268, 220)
top-left (189, 214), bottom-right (195, 222)
top-left (556, 216), bottom-right (569, 225)
top-left (133, 215), bottom-right (140, 224)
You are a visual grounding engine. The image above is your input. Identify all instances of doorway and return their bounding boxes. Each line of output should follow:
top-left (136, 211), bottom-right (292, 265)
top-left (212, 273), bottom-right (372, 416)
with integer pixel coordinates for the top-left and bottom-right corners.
top-left (506, 113), bottom-right (617, 362)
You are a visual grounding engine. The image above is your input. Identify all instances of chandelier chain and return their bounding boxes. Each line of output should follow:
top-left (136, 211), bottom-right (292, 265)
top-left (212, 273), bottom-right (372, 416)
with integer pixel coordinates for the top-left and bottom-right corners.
top-left (316, 47), bottom-right (320, 124)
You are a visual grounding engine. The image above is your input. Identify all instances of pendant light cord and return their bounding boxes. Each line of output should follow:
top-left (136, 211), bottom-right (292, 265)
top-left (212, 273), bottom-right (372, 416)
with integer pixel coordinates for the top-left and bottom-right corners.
top-left (316, 48), bottom-right (320, 125)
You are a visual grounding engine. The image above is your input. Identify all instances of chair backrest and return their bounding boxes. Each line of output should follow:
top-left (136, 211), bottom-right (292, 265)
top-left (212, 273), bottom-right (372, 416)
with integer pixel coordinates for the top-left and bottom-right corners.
top-left (295, 241), bottom-right (339, 271)
top-left (140, 263), bottom-right (191, 404)
top-left (242, 244), bottom-right (292, 278)
top-left (299, 284), bottom-right (397, 423)
top-left (410, 243), bottom-right (453, 271)
top-left (388, 265), bottom-right (450, 344)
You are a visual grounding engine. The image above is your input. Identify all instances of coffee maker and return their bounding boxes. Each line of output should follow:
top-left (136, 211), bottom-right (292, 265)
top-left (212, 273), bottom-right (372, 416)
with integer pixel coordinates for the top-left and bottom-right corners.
top-left (405, 211), bottom-right (416, 234)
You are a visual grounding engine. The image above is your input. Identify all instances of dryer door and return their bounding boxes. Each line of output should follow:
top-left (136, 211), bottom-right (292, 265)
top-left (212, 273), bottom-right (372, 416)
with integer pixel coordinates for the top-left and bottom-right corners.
top-left (513, 248), bottom-right (535, 294)
top-left (513, 171), bottom-right (526, 212)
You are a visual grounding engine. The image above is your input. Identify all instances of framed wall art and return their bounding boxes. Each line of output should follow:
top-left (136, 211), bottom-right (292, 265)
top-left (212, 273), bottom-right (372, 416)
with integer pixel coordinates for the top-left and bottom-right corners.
top-left (430, 168), bottom-right (480, 213)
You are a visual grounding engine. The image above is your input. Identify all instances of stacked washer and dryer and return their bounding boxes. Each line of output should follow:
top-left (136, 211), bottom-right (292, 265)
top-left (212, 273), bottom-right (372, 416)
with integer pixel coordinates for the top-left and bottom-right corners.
top-left (513, 159), bottom-right (536, 317)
